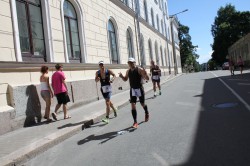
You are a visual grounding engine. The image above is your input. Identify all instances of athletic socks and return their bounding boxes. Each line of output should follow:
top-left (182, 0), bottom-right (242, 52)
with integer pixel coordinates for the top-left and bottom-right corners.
top-left (131, 109), bottom-right (137, 123)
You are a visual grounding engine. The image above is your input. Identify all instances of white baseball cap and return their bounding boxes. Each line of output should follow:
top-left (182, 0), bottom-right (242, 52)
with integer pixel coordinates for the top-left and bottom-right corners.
top-left (98, 61), bottom-right (104, 65)
top-left (128, 57), bottom-right (136, 63)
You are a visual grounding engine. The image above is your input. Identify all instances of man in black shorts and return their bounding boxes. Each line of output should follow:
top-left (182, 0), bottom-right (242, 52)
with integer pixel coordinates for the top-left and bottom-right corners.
top-left (95, 61), bottom-right (117, 124)
top-left (119, 57), bottom-right (149, 128)
top-left (150, 60), bottom-right (161, 97)
top-left (51, 64), bottom-right (71, 120)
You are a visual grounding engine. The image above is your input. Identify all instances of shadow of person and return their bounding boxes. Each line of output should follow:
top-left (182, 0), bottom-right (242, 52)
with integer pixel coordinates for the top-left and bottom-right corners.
top-left (77, 126), bottom-right (136, 145)
top-left (24, 85), bottom-right (42, 127)
top-left (58, 120), bottom-right (94, 130)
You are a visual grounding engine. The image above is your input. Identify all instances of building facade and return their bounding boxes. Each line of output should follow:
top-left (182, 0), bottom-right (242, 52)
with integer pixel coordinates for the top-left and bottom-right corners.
top-left (0, 0), bottom-right (181, 134)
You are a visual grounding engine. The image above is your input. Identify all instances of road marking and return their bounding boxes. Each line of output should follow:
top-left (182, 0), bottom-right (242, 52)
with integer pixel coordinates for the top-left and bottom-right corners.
top-left (176, 101), bottom-right (195, 107)
top-left (152, 152), bottom-right (170, 166)
top-left (238, 83), bottom-right (250, 86)
top-left (211, 72), bottom-right (250, 111)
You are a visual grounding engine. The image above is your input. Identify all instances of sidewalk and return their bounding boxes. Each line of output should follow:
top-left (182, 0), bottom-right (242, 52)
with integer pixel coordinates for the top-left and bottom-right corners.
top-left (0, 74), bottom-right (181, 166)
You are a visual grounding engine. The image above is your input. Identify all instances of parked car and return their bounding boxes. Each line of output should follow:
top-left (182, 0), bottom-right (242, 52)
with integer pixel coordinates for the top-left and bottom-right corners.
top-left (222, 62), bottom-right (229, 70)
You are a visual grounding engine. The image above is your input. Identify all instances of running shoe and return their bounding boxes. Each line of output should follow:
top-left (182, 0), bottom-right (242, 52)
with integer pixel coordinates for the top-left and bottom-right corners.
top-left (145, 114), bottom-right (149, 122)
top-left (102, 118), bottom-right (109, 124)
top-left (132, 122), bottom-right (138, 128)
top-left (114, 107), bottom-right (118, 117)
top-left (159, 91), bottom-right (162, 95)
top-left (154, 92), bottom-right (157, 97)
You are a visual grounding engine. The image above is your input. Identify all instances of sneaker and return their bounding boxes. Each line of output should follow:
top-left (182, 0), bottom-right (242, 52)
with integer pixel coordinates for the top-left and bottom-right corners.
top-left (145, 114), bottom-right (149, 122)
top-left (159, 91), bottom-right (161, 95)
top-left (154, 92), bottom-right (157, 97)
top-left (113, 107), bottom-right (118, 117)
top-left (102, 118), bottom-right (109, 124)
top-left (132, 122), bottom-right (138, 128)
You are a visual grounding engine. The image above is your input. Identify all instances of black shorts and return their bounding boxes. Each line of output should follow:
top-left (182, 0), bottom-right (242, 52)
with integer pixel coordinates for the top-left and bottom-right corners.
top-left (152, 79), bottom-right (160, 83)
top-left (130, 87), bottom-right (145, 104)
top-left (56, 92), bottom-right (70, 105)
top-left (100, 88), bottom-right (112, 99)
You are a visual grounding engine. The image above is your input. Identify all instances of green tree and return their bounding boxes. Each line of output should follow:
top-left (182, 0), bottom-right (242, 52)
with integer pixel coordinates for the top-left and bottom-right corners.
top-left (178, 22), bottom-right (200, 71)
top-left (211, 4), bottom-right (250, 65)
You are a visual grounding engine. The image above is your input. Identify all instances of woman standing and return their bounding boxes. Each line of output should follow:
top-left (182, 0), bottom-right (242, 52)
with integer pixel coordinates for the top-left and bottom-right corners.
top-left (40, 66), bottom-right (53, 122)
top-left (238, 56), bottom-right (244, 75)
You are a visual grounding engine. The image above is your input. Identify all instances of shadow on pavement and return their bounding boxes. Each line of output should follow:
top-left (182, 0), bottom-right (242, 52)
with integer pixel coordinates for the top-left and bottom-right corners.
top-left (58, 120), bottom-right (94, 130)
top-left (77, 121), bottom-right (145, 145)
top-left (176, 72), bottom-right (250, 166)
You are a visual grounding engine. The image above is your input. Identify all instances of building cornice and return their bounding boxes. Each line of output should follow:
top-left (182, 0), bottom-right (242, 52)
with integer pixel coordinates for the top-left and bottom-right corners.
top-left (0, 62), bottom-right (129, 72)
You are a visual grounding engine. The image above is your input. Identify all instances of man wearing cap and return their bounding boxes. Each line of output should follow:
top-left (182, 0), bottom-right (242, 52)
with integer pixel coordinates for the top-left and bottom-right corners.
top-left (51, 64), bottom-right (71, 120)
top-left (119, 57), bottom-right (149, 128)
top-left (95, 61), bottom-right (118, 124)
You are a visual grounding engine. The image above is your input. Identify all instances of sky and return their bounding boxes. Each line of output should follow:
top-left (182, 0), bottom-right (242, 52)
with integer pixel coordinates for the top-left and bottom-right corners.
top-left (167, 0), bottom-right (250, 64)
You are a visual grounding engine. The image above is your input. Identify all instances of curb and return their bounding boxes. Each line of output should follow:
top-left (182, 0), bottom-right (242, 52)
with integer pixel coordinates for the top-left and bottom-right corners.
top-left (0, 74), bottom-right (182, 166)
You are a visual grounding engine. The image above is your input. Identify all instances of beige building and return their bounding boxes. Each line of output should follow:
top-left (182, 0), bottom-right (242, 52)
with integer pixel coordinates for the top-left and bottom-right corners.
top-left (0, 0), bottom-right (181, 134)
top-left (228, 33), bottom-right (250, 66)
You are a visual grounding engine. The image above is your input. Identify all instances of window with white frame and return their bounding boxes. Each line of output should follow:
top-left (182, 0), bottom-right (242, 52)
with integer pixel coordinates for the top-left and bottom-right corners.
top-left (64, 0), bottom-right (81, 62)
top-left (126, 28), bottom-right (134, 58)
top-left (16, 0), bottom-right (46, 62)
top-left (155, 42), bottom-right (159, 65)
top-left (108, 20), bottom-right (119, 64)
top-left (148, 39), bottom-right (153, 61)
top-left (151, 8), bottom-right (155, 28)
top-left (143, 0), bottom-right (148, 22)
top-left (156, 14), bottom-right (159, 31)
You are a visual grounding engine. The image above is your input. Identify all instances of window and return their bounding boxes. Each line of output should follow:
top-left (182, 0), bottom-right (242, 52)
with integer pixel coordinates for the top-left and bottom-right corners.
top-left (64, 0), bottom-right (81, 62)
top-left (156, 15), bottom-right (159, 31)
top-left (108, 20), bottom-right (119, 64)
top-left (161, 0), bottom-right (164, 10)
top-left (161, 19), bottom-right (164, 34)
top-left (16, 0), bottom-right (46, 62)
top-left (151, 8), bottom-right (155, 28)
top-left (164, 49), bottom-right (168, 66)
top-left (140, 34), bottom-right (146, 66)
top-left (121, 0), bottom-right (129, 6)
top-left (148, 39), bottom-right (153, 61)
top-left (155, 42), bottom-right (159, 65)
top-left (165, 2), bottom-right (168, 16)
top-left (143, 0), bottom-right (148, 22)
top-left (126, 28), bottom-right (134, 58)
top-left (160, 46), bottom-right (164, 66)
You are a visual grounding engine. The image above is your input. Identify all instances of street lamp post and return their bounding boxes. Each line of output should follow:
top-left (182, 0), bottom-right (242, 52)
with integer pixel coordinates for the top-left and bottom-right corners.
top-left (169, 9), bottom-right (188, 75)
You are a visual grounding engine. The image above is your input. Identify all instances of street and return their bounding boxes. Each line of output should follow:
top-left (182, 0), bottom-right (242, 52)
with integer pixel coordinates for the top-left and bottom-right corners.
top-left (24, 70), bottom-right (250, 166)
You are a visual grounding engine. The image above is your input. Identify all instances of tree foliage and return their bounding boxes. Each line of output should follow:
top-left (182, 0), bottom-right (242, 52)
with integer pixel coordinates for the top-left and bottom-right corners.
top-left (211, 4), bottom-right (250, 65)
top-left (178, 22), bottom-right (199, 71)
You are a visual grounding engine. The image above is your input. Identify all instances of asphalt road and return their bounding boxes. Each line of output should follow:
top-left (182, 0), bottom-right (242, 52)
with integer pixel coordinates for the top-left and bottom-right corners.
top-left (24, 70), bottom-right (250, 166)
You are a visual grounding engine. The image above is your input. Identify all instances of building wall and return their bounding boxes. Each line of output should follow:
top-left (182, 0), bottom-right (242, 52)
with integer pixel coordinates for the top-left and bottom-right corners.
top-left (0, 0), bottom-right (15, 61)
